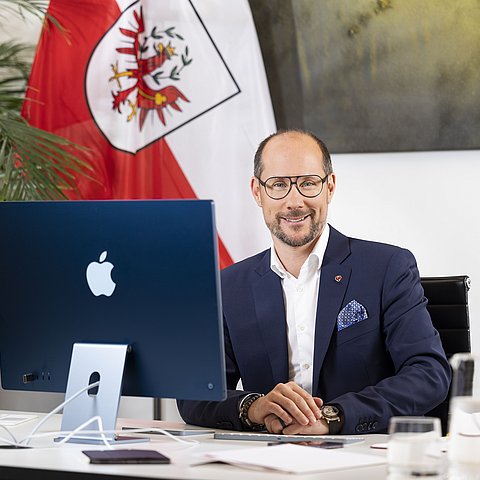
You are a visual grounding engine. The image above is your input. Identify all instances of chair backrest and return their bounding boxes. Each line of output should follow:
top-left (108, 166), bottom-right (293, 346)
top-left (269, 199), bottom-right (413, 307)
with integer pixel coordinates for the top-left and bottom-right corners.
top-left (421, 275), bottom-right (471, 435)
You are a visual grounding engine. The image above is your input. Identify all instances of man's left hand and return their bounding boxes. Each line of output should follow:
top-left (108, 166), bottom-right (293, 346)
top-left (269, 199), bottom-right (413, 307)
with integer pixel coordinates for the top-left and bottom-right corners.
top-left (268, 415), bottom-right (329, 435)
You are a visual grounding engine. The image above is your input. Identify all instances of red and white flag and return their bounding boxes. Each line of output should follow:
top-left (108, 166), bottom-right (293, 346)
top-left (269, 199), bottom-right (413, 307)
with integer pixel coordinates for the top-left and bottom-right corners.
top-left (23, 0), bottom-right (275, 266)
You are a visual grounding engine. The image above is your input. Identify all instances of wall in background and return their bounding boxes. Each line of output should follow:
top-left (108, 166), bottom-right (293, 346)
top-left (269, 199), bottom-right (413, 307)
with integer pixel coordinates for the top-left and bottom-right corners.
top-left (249, 0), bottom-right (480, 153)
top-left (330, 149), bottom-right (479, 356)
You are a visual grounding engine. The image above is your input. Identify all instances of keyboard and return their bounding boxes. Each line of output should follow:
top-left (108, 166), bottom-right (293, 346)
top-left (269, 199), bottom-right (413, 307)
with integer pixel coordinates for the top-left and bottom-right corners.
top-left (214, 432), bottom-right (364, 444)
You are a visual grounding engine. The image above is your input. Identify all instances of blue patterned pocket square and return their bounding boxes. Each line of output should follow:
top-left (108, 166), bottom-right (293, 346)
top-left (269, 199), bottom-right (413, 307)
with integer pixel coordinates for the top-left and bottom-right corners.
top-left (337, 300), bottom-right (368, 331)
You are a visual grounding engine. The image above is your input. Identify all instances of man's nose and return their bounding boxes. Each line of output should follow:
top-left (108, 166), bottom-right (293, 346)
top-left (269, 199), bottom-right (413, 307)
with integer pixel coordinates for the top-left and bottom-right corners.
top-left (285, 181), bottom-right (305, 206)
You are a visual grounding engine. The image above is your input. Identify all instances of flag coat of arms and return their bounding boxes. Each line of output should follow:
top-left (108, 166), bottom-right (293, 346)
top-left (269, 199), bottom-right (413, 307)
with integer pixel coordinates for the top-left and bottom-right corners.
top-left (23, 0), bottom-right (275, 266)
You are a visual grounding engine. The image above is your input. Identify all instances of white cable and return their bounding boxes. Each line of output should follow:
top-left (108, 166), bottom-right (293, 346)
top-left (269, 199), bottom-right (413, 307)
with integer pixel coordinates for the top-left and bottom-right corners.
top-left (0, 424), bottom-right (19, 447)
top-left (25, 426), bottom-right (200, 447)
top-left (56, 415), bottom-right (112, 448)
top-left (17, 380), bottom-right (200, 449)
top-left (21, 380), bottom-right (100, 446)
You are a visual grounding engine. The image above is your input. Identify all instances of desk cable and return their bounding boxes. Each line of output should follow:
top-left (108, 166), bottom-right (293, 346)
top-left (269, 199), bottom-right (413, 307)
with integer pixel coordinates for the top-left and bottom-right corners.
top-left (0, 380), bottom-right (199, 449)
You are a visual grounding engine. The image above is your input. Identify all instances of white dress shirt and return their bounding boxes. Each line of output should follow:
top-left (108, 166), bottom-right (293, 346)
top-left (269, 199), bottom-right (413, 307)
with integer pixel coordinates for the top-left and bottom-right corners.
top-left (270, 225), bottom-right (330, 394)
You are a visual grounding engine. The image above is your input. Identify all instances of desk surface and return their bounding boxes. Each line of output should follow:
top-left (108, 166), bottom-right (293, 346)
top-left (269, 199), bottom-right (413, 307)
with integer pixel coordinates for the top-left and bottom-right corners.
top-left (0, 411), bottom-right (389, 480)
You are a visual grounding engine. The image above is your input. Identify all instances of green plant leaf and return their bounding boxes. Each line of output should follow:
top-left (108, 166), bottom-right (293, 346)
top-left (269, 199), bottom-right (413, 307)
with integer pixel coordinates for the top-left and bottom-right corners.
top-left (0, 0), bottom-right (94, 201)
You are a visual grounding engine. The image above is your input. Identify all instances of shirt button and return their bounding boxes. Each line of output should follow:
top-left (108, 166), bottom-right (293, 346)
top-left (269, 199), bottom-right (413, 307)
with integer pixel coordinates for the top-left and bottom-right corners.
top-left (303, 363), bottom-right (310, 370)
top-left (296, 285), bottom-right (303, 293)
top-left (299, 325), bottom-right (305, 332)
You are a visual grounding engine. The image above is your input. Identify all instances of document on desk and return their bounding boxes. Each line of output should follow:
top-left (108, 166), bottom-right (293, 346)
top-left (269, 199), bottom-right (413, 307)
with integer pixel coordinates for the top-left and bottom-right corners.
top-left (199, 443), bottom-right (386, 474)
top-left (0, 414), bottom-right (37, 427)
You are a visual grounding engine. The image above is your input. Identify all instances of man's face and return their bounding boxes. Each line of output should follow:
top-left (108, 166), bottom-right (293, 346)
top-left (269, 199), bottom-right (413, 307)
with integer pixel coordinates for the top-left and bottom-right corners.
top-left (251, 132), bottom-right (336, 248)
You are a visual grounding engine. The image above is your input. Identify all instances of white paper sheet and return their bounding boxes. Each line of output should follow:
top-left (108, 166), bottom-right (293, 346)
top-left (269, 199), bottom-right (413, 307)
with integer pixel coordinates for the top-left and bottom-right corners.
top-left (0, 413), bottom-right (38, 427)
top-left (200, 443), bottom-right (386, 474)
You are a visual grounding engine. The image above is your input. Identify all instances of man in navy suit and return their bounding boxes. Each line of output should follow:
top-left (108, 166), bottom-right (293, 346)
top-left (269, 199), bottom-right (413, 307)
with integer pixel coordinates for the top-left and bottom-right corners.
top-left (178, 130), bottom-right (450, 434)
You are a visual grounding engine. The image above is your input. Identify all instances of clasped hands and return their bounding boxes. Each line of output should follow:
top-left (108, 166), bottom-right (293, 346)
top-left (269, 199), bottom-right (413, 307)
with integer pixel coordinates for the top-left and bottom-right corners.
top-left (247, 381), bottom-right (328, 434)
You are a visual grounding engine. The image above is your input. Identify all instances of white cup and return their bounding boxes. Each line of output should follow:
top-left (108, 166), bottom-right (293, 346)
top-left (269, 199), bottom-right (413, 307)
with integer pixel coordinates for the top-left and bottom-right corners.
top-left (387, 416), bottom-right (444, 478)
top-left (448, 396), bottom-right (480, 464)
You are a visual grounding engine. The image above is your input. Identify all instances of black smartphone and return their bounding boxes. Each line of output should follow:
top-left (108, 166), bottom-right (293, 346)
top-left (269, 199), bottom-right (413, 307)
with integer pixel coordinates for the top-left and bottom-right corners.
top-left (83, 449), bottom-right (170, 464)
top-left (0, 445), bottom-right (31, 449)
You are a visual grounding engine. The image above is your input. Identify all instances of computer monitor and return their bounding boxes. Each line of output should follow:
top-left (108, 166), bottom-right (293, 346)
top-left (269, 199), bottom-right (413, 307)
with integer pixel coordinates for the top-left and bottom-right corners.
top-left (0, 200), bottom-right (226, 441)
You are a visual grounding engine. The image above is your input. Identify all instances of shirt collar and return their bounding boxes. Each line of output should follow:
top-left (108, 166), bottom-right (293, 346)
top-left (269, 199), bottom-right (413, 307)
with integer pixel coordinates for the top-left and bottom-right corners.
top-left (270, 224), bottom-right (330, 279)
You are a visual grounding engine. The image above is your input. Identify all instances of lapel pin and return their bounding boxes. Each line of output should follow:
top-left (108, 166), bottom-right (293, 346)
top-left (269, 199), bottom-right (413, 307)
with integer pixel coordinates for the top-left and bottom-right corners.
top-left (335, 275), bottom-right (343, 283)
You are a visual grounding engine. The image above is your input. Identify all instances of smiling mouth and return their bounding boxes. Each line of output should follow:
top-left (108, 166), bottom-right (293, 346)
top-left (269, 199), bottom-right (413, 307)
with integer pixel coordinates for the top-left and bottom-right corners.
top-left (282, 214), bottom-right (310, 223)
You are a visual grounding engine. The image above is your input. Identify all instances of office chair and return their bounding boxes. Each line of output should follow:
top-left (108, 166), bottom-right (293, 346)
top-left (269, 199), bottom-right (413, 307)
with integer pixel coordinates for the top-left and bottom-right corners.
top-left (421, 275), bottom-right (471, 435)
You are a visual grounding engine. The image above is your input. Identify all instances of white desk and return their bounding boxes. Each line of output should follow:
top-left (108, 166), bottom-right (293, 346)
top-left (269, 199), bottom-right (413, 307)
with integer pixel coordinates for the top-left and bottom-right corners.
top-left (0, 411), bottom-right (389, 480)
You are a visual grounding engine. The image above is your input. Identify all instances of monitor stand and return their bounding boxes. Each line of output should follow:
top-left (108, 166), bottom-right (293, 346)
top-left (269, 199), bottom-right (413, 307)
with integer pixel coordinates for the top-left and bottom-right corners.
top-left (57, 343), bottom-right (148, 444)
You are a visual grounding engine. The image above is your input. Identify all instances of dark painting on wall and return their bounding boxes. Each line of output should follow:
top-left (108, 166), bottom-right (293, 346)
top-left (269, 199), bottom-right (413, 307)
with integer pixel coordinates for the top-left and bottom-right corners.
top-left (249, 0), bottom-right (480, 153)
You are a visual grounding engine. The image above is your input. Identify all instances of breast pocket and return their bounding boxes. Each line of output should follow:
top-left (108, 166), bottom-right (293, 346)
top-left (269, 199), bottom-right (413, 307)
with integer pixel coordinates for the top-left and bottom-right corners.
top-left (336, 317), bottom-right (379, 345)
top-left (330, 316), bottom-right (386, 391)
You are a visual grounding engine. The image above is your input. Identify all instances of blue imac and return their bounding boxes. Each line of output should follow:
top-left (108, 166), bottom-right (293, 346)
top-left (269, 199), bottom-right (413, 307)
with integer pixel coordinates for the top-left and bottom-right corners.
top-left (0, 200), bottom-right (226, 443)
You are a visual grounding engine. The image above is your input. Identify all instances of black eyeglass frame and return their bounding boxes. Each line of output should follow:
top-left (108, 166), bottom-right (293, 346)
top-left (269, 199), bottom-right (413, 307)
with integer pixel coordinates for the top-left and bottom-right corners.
top-left (256, 173), bottom-right (330, 200)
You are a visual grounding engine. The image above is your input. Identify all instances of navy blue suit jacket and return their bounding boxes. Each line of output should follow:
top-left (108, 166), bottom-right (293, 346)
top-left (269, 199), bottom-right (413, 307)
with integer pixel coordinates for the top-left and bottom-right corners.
top-left (178, 226), bottom-right (451, 434)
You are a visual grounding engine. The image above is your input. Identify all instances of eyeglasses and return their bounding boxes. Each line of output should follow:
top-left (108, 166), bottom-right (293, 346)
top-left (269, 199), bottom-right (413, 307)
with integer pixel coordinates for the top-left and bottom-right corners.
top-left (256, 174), bottom-right (329, 200)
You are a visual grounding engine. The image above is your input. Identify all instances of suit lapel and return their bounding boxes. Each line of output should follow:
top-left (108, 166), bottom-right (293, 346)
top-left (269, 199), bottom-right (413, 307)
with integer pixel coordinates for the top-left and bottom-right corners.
top-left (252, 252), bottom-right (289, 386)
top-left (312, 227), bottom-right (351, 395)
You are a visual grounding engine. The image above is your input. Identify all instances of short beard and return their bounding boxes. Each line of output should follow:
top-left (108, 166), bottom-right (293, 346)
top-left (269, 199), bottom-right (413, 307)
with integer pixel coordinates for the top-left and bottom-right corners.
top-left (267, 209), bottom-right (321, 247)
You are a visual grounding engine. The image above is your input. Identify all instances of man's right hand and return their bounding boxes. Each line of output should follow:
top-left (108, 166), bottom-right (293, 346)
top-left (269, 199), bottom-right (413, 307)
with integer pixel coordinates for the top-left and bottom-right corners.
top-left (247, 382), bottom-right (323, 433)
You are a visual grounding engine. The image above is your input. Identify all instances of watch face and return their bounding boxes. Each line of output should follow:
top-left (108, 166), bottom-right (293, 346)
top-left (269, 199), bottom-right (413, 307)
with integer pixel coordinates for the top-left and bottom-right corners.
top-left (322, 405), bottom-right (339, 420)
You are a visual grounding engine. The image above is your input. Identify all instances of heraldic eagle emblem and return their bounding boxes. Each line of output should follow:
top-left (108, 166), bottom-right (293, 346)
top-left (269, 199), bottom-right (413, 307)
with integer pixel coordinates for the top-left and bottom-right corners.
top-left (109, 7), bottom-right (192, 130)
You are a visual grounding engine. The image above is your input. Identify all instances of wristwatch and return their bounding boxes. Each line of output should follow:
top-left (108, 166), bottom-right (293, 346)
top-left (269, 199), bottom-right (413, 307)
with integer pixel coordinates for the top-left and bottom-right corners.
top-left (239, 393), bottom-right (265, 430)
top-left (320, 404), bottom-right (343, 434)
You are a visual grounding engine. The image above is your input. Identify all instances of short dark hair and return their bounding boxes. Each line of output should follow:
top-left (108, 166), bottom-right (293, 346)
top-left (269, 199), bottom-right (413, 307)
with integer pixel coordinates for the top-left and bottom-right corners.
top-left (253, 129), bottom-right (333, 179)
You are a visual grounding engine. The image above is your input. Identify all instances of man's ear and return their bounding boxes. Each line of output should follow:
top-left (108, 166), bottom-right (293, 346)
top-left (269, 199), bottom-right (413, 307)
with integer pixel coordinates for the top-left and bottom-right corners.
top-left (327, 173), bottom-right (336, 204)
top-left (251, 176), bottom-right (262, 207)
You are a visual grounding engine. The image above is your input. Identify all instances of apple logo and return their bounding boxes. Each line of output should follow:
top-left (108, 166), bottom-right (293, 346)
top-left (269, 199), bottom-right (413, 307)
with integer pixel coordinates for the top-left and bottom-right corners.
top-left (86, 251), bottom-right (116, 296)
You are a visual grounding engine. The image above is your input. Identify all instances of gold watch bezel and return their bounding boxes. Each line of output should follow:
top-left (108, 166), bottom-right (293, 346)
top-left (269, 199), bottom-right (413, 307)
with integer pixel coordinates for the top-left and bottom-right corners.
top-left (320, 405), bottom-right (340, 423)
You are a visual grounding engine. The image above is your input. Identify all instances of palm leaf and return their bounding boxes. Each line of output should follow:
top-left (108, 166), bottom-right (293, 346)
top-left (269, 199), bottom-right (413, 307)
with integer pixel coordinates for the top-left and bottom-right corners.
top-left (0, 0), bottom-right (64, 32)
top-left (0, 1), bottom-right (94, 200)
top-left (0, 41), bottom-right (31, 111)
top-left (0, 113), bottom-right (95, 201)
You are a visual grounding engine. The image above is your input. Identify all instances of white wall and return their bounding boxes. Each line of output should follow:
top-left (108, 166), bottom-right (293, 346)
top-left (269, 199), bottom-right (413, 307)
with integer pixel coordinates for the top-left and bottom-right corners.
top-left (330, 149), bottom-right (479, 354)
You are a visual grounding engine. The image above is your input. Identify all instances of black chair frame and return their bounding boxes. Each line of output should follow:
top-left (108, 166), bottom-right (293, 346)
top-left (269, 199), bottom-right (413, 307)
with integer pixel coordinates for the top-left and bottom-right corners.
top-left (421, 275), bottom-right (471, 435)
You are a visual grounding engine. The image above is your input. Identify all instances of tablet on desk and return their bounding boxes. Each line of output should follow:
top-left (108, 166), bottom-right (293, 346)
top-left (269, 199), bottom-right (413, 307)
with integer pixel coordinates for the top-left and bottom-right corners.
top-left (214, 432), bottom-right (364, 444)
